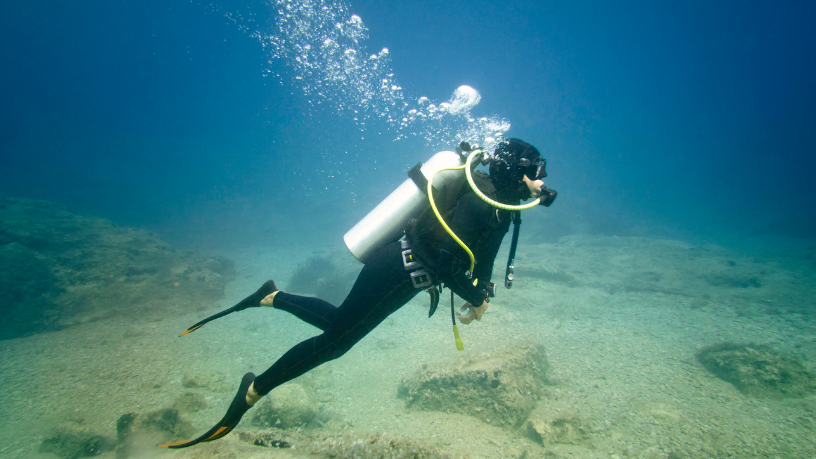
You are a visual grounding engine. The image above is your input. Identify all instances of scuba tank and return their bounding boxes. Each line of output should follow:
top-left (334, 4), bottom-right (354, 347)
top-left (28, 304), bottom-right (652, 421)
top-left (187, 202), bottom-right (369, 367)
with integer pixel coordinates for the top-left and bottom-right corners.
top-left (343, 151), bottom-right (466, 263)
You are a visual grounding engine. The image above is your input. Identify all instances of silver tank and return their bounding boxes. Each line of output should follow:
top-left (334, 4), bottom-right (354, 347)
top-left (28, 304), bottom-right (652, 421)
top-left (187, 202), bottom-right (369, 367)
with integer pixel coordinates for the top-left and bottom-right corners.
top-left (344, 150), bottom-right (465, 263)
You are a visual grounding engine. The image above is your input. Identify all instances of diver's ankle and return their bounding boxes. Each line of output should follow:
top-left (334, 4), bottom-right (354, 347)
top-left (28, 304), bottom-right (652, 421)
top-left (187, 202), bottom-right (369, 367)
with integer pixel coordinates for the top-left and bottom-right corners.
top-left (260, 290), bottom-right (279, 307)
top-left (246, 382), bottom-right (262, 406)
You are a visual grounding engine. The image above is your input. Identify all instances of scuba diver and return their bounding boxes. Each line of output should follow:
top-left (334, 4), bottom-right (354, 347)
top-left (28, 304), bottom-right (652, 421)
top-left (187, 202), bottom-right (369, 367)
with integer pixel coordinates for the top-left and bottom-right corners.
top-left (159, 139), bottom-right (557, 448)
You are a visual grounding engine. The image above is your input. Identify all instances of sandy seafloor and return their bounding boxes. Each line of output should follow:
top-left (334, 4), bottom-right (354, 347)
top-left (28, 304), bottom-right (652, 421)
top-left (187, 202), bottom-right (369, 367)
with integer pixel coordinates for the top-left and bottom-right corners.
top-left (1, 234), bottom-right (815, 459)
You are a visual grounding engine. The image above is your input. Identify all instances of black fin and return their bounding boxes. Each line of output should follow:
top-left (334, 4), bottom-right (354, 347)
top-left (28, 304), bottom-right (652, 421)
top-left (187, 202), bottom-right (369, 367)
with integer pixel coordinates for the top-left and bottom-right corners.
top-left (179, 280), bottom-right (277, 336)
top-left (159, 372), bottom-right (255, 448)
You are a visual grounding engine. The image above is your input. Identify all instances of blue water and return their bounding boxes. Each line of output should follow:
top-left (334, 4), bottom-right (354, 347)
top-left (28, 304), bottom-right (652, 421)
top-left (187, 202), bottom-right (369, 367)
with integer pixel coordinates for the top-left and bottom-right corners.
top-left (2, 2), bottom-right (816, 458)
top-left (2, 0), bottom-right (814, 249)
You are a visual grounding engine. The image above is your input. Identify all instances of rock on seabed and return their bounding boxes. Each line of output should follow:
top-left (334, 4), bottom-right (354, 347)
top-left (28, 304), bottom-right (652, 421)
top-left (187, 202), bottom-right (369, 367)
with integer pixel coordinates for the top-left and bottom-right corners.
top-left (398, 342), bottom-right (548, 428)
top-left (696, 342), bottom-right (816, 399)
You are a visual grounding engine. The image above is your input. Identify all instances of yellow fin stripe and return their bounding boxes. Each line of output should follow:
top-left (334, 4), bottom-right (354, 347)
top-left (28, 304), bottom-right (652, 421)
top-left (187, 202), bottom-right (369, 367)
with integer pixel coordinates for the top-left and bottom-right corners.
top-left (204, 426), bottom-right (229, 441)
top-left (180, 324), bottom-right (204, 337)
top-left (158, 439), bottom-right (192, 448)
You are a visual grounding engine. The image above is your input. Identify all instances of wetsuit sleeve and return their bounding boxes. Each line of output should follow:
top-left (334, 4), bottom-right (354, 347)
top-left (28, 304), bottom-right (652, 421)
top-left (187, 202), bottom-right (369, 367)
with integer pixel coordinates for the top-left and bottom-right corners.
top-left (435, 193), bottom-right (493, 306)
top-left (471, 218), bottom-right (510, 283)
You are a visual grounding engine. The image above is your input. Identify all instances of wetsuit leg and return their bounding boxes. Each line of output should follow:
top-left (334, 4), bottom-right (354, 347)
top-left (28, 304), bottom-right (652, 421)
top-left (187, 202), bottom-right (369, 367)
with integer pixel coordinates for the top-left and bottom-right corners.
top-left (253, 241), bottom-right (419, 396)
top-left (272, 293), bottom-right (337, 331)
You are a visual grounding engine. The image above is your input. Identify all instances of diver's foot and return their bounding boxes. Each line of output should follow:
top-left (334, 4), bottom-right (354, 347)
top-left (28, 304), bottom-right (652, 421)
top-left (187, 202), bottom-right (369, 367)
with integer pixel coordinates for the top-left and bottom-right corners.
top-left (260, 288), bottom-right (279, 306)
top-left (159, 372), bottom-right (256, 448)
top-left (246, 381), bottom-right (262, 406)
top-left (236, 280), bottom-right (278, 310)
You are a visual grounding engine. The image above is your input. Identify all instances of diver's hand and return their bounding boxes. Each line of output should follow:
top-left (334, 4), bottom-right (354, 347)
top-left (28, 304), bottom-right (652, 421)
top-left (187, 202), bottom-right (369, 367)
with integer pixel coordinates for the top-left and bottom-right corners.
top-left (456, 301), bottom-right (488, 325)
top-left (523, 175), bottom-right (545, 198)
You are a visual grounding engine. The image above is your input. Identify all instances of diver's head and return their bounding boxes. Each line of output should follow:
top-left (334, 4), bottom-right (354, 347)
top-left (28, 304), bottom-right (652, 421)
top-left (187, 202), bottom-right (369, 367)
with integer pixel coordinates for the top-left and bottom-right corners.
top-left (489, 138), bottom-right (549, 203)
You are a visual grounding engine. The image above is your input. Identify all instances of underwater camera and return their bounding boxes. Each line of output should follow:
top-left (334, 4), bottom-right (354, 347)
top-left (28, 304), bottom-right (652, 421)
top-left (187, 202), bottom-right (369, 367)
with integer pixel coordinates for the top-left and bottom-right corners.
top-left (538, 186), bottom-right (558, 207)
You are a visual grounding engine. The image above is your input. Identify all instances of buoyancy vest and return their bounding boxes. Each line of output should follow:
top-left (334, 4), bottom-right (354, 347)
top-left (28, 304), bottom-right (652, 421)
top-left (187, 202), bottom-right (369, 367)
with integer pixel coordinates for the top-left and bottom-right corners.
top-left (405, 170), bottom-right (510, 273)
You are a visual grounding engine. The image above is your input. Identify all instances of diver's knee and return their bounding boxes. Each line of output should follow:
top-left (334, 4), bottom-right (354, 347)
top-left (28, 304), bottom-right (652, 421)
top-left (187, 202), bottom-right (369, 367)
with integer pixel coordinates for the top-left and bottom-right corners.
top-left (313, 333), bottom-right (351, 360)
top-left (326, 339), bottom-right (355, 360)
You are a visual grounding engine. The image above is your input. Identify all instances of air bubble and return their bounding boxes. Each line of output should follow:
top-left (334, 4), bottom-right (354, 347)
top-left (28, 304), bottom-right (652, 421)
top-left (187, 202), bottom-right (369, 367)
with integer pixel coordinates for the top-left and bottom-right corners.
top-left (447, 85), bottom-right (481, 115)
top-left (253, 0), bottom-right (509, 150)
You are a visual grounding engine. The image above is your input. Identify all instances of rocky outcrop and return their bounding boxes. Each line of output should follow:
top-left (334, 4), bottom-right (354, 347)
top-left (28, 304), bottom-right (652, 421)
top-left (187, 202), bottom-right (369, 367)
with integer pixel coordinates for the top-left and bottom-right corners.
top-left (251, 383), bottom-right (319, 428)
top-left (398, 342), bottom-right (548, 428)
top-left (696, 342), bottom-right (816, 399)
top-left (115, 409), bottom-right (195, 458)
top-left (0, 197), bottom-right (234, 340)
top-left (39, 424), bottom-right (116, 459)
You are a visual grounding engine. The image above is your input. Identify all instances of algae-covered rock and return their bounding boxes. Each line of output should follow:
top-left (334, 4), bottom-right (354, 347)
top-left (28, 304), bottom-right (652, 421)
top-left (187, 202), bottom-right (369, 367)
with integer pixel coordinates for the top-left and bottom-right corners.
top-left (39, 424), bottom-right (115, 459)
top-left (696, 342), bottom-right (816, 399)
top-left (115, 409), bottom-right (194, 458)
top-left (398, 342), bottom-right (548, 428)
top-left (0, 197), bottom-right (235, 339)
top-left (252, 383), bottom-right (319, 428)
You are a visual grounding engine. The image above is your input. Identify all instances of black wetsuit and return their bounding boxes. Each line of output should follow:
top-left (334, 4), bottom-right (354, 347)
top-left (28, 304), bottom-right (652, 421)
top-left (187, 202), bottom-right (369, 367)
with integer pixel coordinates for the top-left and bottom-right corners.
top-left (253, 179), bottom-right (512, 396)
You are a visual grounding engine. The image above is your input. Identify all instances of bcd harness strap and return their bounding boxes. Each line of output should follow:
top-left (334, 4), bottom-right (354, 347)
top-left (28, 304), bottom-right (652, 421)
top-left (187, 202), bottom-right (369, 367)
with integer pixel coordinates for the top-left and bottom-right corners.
top-left (401, 236), bottom-right (432, 289)
top-left (399, 236), bottom-right (440, 317)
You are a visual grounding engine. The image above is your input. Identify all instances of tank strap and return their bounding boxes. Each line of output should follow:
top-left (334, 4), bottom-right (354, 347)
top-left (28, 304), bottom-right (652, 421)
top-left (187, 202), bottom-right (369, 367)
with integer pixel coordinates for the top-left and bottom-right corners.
top-left (407, 162), bottom-right (430, 195)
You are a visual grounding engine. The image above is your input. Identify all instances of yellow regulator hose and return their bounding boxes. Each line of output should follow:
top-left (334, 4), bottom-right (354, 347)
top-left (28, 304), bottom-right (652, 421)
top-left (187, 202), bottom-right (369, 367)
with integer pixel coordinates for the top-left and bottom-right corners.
top-left (427, 163), bottom-right (476, 274)
top-left (427, 150), bottom-right (541, 275)
top-left (464, 150), bottom-right (542, 210)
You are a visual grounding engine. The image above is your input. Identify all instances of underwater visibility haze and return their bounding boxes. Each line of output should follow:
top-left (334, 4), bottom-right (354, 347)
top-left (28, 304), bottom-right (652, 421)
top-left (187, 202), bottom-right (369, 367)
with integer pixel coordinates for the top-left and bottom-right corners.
top-left (2, 0), bottom-right (813, 245)
top-left (1, 1), bottom-right (816, 458)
